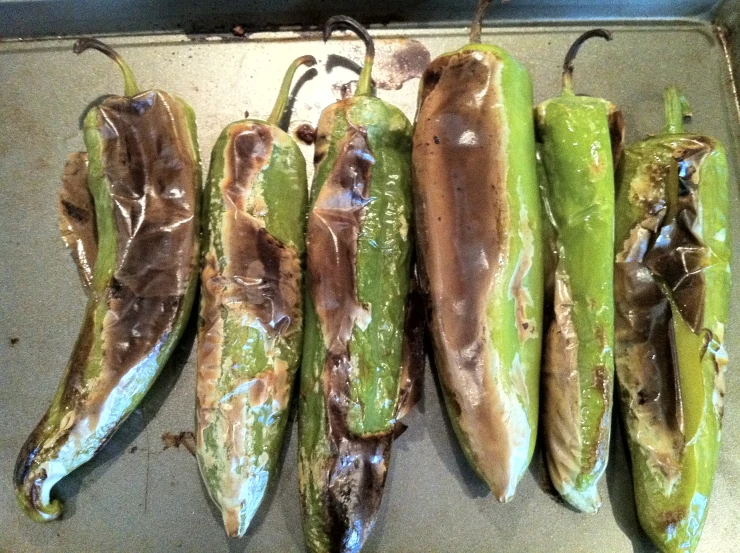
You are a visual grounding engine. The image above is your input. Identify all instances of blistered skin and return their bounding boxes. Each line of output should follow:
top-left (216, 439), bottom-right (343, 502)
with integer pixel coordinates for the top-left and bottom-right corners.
top-left (299, 97), bottom-right (414, 553)
top-left (536, 96), bottom-right (623, 513)
top-left (15, 90), bottom-right (200, 522)
top-left (196, 121), bottom-right (307, 537)
top-left (412, 46), bottom-right (543, 501)
top-left (59, 152), bottom-right (98, 289)
top-left (614, 133), bottom-right (730, 553)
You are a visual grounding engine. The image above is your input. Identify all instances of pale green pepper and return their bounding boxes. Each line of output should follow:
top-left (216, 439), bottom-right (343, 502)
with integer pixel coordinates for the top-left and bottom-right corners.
top-left (614, 87), bottom-right (730, 553)
top-left (536, 29), bottom-right (624, 513)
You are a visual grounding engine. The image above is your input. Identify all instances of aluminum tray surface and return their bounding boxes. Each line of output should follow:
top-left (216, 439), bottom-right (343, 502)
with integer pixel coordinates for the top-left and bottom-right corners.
top-left (1, 23), bottom-right (738, 553)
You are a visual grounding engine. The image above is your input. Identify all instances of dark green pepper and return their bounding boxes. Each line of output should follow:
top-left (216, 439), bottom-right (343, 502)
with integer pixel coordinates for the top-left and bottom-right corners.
top-left (535, 30), bottom-right (624, 513)
top-left (195, 55), bottom-right (315, 538)
top-left (298, 16), bottom-right (417, 553)
top-left (411, 0), bottom-right (544, 501)
top-left (14, 38), bottom-right (201, 522)
top-left (614, 87), bottom-right (730, 553)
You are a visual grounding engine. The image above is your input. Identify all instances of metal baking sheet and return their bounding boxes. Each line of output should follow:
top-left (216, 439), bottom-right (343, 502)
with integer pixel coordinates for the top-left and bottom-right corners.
top-left (1, 22), bottom-right (739, 553)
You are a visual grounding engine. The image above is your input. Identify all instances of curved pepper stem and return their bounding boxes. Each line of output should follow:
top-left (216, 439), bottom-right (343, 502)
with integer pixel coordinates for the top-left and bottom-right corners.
top-left (267, 55), bottom-right (317, 126)
top-left (663, 86), bottom-right (692, 135)
top-left (324, 15), bottom-right (375, 97)
top-left (469, 0), bottom-right (494, 44)
top-left (561, 29), bottom-right (612, 94)
top-left (73, 37), bottom-right (140, 97)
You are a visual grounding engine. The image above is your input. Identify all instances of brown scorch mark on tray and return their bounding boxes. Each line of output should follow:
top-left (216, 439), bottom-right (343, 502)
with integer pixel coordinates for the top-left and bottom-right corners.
top-left (162, 431), bottom-right (197, 456)
top-left (343, 38), bottom-right (431, 90)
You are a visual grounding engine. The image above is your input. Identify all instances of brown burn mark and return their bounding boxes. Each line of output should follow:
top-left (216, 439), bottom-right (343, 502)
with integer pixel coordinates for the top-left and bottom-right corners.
top-left (643, 141), bottom-right (712, 333)
top-left (307, 125), bottom-right (373, 351)
top-left (59, 151), bottom-right (98, 290)
top-left (306, 123), bottom-right (388, 550)
top-left (608, 105), bottom-right (626, 168)
top-left (161, 431), bottom-right (197, 456)
top-left (98, 90), bottom-right (197, 298)
top-left (615, 227), bottom-right (684, 481)
top-left (412, 49), bottom-right (518, 497)
top-left (220, 122), bottom-right (303, 337)
top-left (322, 353), bottom-right (391, 553)
top-left (396, 280), bottom-right (426, 420)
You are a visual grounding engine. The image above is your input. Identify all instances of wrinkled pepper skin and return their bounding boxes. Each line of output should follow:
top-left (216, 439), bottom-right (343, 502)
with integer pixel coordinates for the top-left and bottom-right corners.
top-left (195, 56), bottom-right (314, 538)
top-left (535, 30), bottom-right (624, 513)
top-left (614, 87), bottom-right (730, 553)
top-left (412, 42), bottom-right (543, 500)
top-left (299, 16), bottom-right (416, 553)
top-left (14, 38), bottom-right (201, 522)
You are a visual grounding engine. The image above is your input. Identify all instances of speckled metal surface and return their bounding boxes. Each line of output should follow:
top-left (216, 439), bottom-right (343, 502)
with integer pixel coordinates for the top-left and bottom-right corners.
top-left (0, 22), bottom-right (739, 553)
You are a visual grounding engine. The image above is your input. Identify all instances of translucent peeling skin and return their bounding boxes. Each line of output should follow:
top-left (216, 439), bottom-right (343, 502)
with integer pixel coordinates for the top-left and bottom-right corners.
top-left (299, 16), bottom-right (419, 553)
top-left (614, 87), bottom-right (730, 553)
top-left (411, 0), bottom-right (543, 502)
top-left (59, 152), bottom-right (97, 290)
top-left (14, 38), bottom-right (201, 522)
top-left (196, 56), bottom-right (314, 538)
top-left (535, 30), bottom-right (624, 513)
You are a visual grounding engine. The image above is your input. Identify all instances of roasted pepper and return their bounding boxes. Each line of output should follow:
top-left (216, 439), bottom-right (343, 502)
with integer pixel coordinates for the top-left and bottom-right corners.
top-left (535, 29), bottom-right (624, 513)
top-left (298, 16), bottom-right (419, 553)
top-left (195, 55), bottom-right (315, 538)
top-left (614, 87), bottom-right (730, 553)
top-left (14, 38), bottom-right (201, 521)
top-left (411, 0), bottom-right (544, 501)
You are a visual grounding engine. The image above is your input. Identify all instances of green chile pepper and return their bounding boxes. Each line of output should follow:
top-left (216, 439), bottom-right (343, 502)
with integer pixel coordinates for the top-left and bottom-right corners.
top-left (614, 87), bottom-right (730, 553)
top-left (535, 30), bottom-right (624, 513)
top-left (15, 39), bottom-right (201, 521)
top-left (411, 0), bottom-right (544, 501)
top-left (298, 16), bottom-right (418, 553)
top-left (195, 55), bottom-right (315, 538)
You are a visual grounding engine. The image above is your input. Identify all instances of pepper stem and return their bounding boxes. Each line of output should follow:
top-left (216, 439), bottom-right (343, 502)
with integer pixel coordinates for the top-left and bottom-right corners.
top-left (266, 55), bottom-right (317, 126)
top-left (73, 38), bottom-right (140, 97)
top-left (324, 15), bottom-right (375, 97)
top-left (561, 29), bottom-right (612, 94)
top-left (470, 0), bottom-right (494, 44)
top-left (663, 86), bottom-right (692, 134)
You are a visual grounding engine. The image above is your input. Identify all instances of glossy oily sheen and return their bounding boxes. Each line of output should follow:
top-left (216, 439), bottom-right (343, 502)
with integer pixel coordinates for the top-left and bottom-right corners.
top-left (196, 120), bottom-right (308, 538)
top-left (536, 92), bottom-right (623, 513)
top-left (15, 89), bottom-right (201, 522)
top-left (614, 90), bottom-right (730, 553)
top-left (299, 94), bottom-right (414, 553)
top-left (412, 44), bottom-right (543, 502)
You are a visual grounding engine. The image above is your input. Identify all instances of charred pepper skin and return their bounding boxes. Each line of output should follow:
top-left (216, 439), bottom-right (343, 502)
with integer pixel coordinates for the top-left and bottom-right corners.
top-left (614, 87), bottom-right (730, 553)
top-left (535, 30), bottom-right (624, 513)
top-left (14, 39), bottom-right (201, 522)
top-left (195, 56), bottom-right (315, 538)
top-left (299, 16), bottom-right (416, 553)
top-left (411, 0), bottom-right (544, 502)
